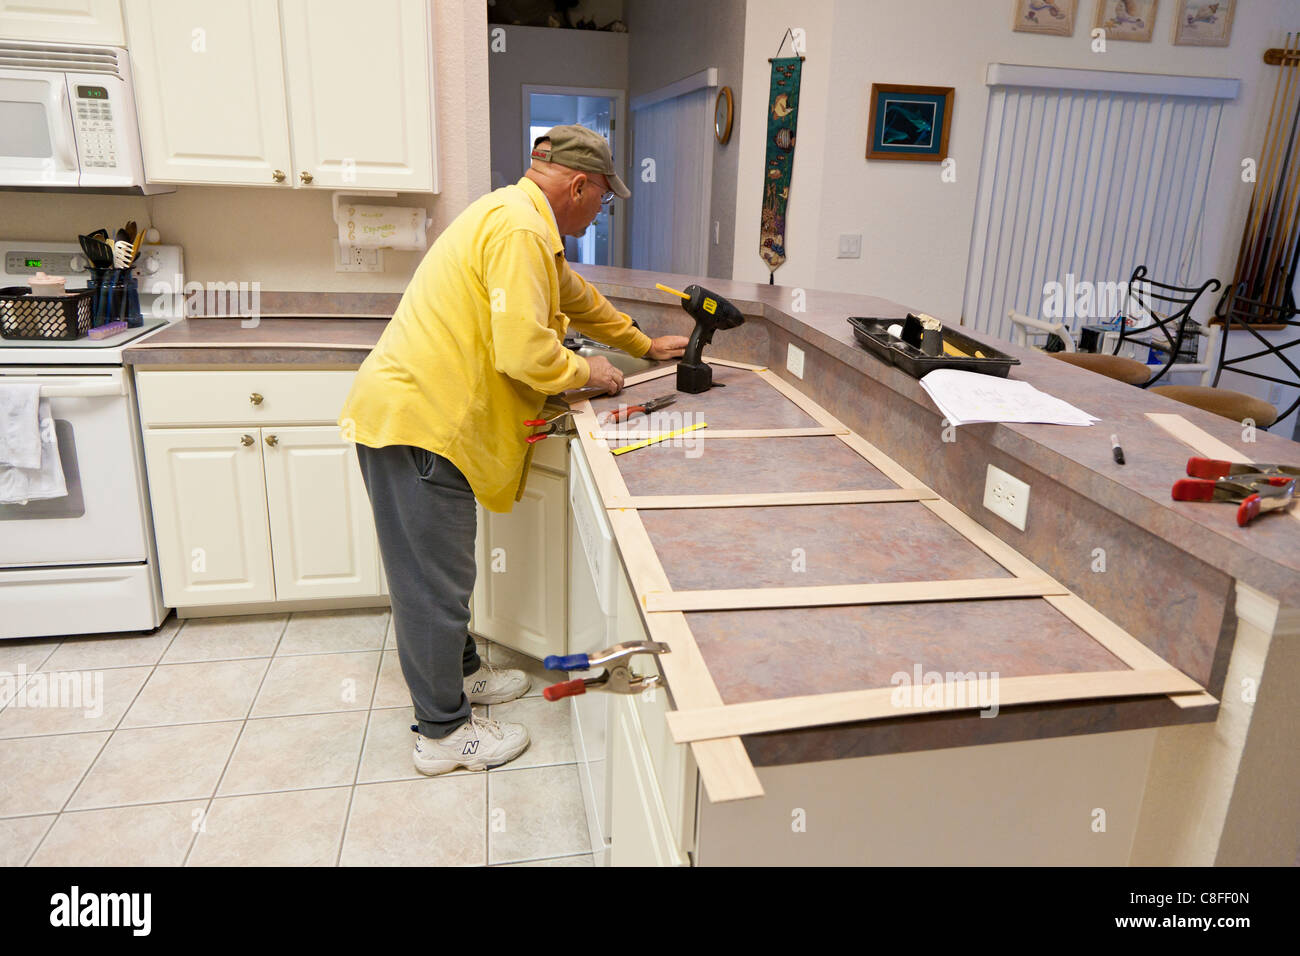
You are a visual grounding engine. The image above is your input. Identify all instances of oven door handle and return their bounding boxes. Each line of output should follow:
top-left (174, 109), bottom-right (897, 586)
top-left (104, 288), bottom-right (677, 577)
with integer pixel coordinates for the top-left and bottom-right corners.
top-left (38, 382), bottom-right (124, 398)
top-left (51, 79), bottom-right (79, 172)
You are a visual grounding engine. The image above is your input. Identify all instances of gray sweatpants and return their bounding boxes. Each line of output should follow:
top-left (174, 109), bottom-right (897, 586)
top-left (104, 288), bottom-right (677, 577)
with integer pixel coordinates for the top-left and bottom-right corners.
top-left (355, 444), bottom-right (482, 739)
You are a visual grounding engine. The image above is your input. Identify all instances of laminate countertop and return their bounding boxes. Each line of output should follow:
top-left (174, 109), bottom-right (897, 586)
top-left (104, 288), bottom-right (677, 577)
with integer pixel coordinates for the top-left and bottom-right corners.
top-left (120, 269), bottom-right (1298, 763)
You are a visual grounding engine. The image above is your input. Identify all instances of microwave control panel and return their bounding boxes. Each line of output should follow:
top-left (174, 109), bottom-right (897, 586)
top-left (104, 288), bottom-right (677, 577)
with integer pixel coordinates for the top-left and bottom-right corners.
top-left (71, 84), bottom-right (119, 170)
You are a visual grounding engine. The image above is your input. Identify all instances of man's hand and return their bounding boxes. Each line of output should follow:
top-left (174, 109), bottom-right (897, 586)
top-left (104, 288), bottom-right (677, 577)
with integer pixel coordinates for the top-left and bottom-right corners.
top-left (645, 335), bottom-right (690, 361)
top-left (585, 355), bottom-right (624, 395)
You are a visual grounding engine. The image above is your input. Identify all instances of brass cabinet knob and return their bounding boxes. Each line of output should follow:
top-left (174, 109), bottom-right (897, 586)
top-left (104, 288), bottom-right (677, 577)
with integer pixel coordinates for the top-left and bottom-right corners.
top-left (299, 170), bottom-right (314, 184)
top-left (264, 434), bottom-right (278, 447)
top-left (240, 434), bottom-right (254, 446)
top-left (272, 169), bottom-right (286, 183)
top-left (249, 392), bottom-right (263, 406)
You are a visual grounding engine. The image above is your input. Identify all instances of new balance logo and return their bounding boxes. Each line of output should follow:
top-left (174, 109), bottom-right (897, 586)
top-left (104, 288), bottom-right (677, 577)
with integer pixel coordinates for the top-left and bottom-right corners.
top-left (462, 740), bottom-right (479, 756)
top-left (472, 680), bottom-right (487, 694)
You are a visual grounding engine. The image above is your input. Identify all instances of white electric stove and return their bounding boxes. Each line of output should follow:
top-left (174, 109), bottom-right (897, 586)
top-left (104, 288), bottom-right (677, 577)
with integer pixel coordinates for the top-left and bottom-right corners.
top-left (0, 239), bottom-right (183, 640)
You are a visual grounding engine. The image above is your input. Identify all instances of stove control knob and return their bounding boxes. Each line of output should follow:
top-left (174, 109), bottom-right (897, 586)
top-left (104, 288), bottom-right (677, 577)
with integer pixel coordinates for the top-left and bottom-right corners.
top-left (143, 254), bottom-right (161, 274)
top-left (70, 254), bottom-right (88, 272)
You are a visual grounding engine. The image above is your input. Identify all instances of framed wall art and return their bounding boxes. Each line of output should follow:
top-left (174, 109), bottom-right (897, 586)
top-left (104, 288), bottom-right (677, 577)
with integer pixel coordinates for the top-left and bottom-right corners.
top-left (865, 84), bottom-right (954, 162)
top-left (1012, 0), bottom-right (1077, 37)
top-left (1094, 0), bottom-right (1158, 42)
top-left (1172, 0), bottom-right (1234, 47)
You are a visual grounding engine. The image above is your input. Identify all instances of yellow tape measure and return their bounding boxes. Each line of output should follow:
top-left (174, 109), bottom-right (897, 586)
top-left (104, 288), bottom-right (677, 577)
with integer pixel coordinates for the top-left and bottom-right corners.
top-left (611, 421), bottom-right (709, 456)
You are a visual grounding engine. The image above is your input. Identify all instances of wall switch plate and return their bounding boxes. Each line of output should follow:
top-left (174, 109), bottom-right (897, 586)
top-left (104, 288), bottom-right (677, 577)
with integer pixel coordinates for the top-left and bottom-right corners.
top-left (334, 241), bottom-right (383, 273)
top-left (837, 233), bottom-right (862, 258)
top-left (786, 343), bottom-right (805, 379)
top-left (983, 464), bottom-right (1030, 531)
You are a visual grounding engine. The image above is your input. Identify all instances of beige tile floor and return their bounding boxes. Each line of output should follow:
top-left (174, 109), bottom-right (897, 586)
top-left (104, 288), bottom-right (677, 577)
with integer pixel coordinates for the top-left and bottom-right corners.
top-left (0, 610), bottom-right (593, 867)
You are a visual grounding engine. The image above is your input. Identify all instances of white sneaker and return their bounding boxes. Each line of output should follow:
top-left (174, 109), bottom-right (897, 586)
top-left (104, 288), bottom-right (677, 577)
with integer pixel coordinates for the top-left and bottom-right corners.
top-left (463, 661), bottom-right (530, 705)
top-left (412, 714), bottom-right (530, 775)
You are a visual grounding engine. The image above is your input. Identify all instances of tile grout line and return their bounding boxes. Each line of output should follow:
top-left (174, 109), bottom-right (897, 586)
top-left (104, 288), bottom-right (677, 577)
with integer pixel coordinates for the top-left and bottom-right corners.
top-left (181, 614), bottom-right (291, 867)
top-left (335, 616), bottom-right (390, 867)
top-left (24, 615), bottom-right (187, 866)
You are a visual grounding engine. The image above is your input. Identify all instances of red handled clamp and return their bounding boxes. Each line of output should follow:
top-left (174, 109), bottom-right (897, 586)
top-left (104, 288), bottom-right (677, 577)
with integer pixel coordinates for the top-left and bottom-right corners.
top-left (523, 407), bottom-right (574, 444)
top-left (1172, 471), bottom-right (1296, 527)
top-left (542, 641), bottom-right (671, 700)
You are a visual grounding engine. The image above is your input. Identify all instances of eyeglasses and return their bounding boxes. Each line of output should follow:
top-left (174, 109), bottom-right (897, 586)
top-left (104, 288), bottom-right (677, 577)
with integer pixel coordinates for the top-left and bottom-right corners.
top-left (589, 175), bottom-right (615, 205)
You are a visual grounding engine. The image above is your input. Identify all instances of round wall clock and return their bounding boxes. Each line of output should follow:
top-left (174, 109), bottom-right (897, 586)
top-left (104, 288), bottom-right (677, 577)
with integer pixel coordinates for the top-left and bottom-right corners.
top-left (714, 86), bottom-right (734, 144)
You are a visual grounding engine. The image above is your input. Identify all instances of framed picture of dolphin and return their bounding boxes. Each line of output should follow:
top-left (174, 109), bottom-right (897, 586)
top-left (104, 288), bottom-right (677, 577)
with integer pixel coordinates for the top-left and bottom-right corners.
top-left (1012, 0), bottom-right (1077, 37)
top-left (865, 84), bottom-right (954, 162)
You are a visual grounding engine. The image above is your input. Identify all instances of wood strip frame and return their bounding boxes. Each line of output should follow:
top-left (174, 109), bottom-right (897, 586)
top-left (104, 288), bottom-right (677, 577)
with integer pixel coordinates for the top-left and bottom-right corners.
top-left (1146, 412), bottom-right (1300, 526)
top-left (596, 427), bottom-right (846, 440)
top-left (605, 488), bottom-right (936, 510)
top-left (567, 368), bottom-right (1212, 801)
top-left (645, 576), bottom-right (1066, 612)
top-left (665, 670), bottom-right (1208, 743)
top-left (622, 364), bottom-right (679, 388)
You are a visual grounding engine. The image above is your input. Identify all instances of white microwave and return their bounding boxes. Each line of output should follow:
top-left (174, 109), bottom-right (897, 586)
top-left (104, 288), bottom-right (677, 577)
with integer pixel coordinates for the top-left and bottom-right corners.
top-left (0, 40), bottom-right (164, 192)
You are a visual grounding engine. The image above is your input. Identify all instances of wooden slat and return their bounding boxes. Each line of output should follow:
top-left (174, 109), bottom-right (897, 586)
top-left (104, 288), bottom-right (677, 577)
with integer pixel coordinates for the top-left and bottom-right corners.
top-left (1145, 412), bottom-right (1300, 526)
top-left (622, 364), bottom-right (679, 388)
top-left (571, 401), bottom-right (632, 504)
top-left (644, 576), bottom-right (1067, 613)
top-left (605, 488), bottom-right (937, 510)
top-left (642, 610), bottom-right (763, 801)
top-left (665, 669), bottom-right (1209, 743)
top-left (596, 427), bottom-right (845, 440)
top-left (836, 431), bottom-right (936, 492)
top-left (1044, 593), bottom-right (1215, 710)
top-left (706, 358), bottom-right (768, 371)
top-left (921, 497), bottom-right (1057, 581)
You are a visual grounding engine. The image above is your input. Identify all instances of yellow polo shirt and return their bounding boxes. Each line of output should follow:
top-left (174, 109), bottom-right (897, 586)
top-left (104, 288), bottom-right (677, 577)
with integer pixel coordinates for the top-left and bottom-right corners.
top-left (339, 177), bottom-right (651, 512)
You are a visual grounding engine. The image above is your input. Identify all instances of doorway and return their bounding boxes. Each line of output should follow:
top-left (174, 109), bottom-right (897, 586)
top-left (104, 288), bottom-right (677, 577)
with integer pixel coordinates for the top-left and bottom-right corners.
top-left (522, 85), bottom-right (626, 267)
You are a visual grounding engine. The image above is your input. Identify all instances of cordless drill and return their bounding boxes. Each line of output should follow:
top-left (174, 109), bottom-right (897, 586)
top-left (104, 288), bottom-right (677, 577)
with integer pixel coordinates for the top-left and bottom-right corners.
top-left (656, 282), bottom-right (746, 393)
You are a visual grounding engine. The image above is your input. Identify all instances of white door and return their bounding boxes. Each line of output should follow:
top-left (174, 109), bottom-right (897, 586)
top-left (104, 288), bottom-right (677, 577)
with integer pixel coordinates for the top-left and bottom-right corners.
top-left (628, 79), bottom-right (714, 275)
top-left (0, 0), bottom-right (125, 45)
top-left (0, 368), bottom-right (148, 567)
top-left (279, 0), bottom-right (434, 191)
top-left (261, 426), bottom-right (381, 601)
top-left (122, 0), bottom-right (293, 186)
top-left (471, 468), bottom-right (566, 660)
top-left (0, 71), bottom-right (79, 187)
top-left (142, 427), bottom-right (275, 606)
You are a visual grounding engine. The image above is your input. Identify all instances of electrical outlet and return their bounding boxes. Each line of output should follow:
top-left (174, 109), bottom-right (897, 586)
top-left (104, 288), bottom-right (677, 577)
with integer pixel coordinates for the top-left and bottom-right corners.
top-left (786, 343), bottom-right (805, 379)
top-left (983, 464), bottom-right (1030, 531)
top-left (334, 241), bottom-right (382, 273)
top-left (837, 233), bottom-right (862, 258)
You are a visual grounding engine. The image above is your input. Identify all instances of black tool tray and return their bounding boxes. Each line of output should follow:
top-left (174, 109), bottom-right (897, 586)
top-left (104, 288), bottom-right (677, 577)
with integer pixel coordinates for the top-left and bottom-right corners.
top-left (847, 316), bottom-right (1020, 379)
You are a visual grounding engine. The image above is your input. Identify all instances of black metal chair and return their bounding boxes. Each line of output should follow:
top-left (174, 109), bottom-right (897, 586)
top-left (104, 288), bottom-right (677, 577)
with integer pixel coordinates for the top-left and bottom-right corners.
top-left (1111, 266), bottom-right (1221, 388)
top-left (1150, 294), bottom-right (1300, 429)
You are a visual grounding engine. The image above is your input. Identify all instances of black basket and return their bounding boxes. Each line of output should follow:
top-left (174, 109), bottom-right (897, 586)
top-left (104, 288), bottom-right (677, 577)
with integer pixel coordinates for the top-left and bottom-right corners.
top-left (0, 287), bottom-right (94, 340)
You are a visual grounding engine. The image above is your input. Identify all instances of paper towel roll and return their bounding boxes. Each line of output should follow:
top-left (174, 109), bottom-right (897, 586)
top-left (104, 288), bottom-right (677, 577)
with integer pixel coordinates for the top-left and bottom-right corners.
top-left (335, 202), bottom-right (429, 251)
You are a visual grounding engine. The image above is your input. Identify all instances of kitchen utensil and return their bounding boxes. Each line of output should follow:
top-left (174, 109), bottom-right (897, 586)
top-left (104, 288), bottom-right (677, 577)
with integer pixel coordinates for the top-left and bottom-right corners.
top-left (112, 240), bottom-right (133, 269)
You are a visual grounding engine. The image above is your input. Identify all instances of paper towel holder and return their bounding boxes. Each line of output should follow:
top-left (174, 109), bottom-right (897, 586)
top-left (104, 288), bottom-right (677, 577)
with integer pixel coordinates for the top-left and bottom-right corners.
top-left (331, 191), bottom-right (434, 242)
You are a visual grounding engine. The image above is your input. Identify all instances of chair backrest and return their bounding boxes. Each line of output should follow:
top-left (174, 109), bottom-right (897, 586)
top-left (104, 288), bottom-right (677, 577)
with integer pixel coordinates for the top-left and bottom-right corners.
top-left (1213, 294), bottom-right (1300, 424)
top-left (1006, 310), bottom-right (1077, 352)
top-left (1114, 265), bottom-right (1221, 388)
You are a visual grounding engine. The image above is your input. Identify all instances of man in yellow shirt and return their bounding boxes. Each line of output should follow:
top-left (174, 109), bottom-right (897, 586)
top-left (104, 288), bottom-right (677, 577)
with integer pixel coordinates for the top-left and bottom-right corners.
top-left (340, 126), bottom-right (687, 775)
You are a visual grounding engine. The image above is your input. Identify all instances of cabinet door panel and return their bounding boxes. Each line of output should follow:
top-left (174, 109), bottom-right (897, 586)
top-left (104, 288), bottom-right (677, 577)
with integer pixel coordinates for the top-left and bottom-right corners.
top-left (471, 469), bottom-right (565, 659)
top-left (262, 426), bottom-right (380, 600)
top-left (142, 427), bottom-right (274, 606)
top-left (0, 0), bottom-right (125, 45)
top-left (609, 695), bottom-right (689, 868)
top-left (279, 0), bottom-right (434, 191)
top-left (123, 0), bottom-right (292, 185)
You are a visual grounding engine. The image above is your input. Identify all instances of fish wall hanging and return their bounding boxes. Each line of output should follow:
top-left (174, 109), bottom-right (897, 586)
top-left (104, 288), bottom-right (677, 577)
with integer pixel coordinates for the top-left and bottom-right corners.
top-left (760, 29), bottom-right (804, 284)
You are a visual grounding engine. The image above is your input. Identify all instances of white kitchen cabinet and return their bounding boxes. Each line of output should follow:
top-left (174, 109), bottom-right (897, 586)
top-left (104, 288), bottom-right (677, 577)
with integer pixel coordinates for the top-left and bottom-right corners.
top-left (0, 0), bottom-right (125, 45)
top-left (122, 0), bottom-right (292, 186)
top-left (142, 427), bottom-right (276, 607)
top-left (609, 693), bottom-right (690, 868)
top-left (122, 0), bottom-right (435, 190)
top-left (261, 425), bottom-right (379, 601)
top-left (471, 465), bottom-right (567, 660)
top-left (279, 0), bottom-right (434, 192)
top-left (136, 369), bottom-right (385, 611)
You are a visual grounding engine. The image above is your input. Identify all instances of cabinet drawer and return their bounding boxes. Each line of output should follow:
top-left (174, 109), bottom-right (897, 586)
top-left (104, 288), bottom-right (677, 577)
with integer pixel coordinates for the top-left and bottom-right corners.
top-left (136, 370), bottom-right (357, 427)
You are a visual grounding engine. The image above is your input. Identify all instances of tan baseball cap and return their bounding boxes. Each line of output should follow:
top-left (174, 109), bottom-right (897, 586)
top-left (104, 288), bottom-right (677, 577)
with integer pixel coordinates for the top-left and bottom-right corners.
top-left (531, 124), bottom-right (631, 199)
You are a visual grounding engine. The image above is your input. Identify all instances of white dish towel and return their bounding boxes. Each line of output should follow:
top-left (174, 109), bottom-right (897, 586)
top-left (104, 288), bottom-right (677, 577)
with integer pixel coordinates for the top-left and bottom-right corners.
top-left (0, 391), bottom-right (68, 505)
top-left (0, 382), bottom-right (41, 469)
